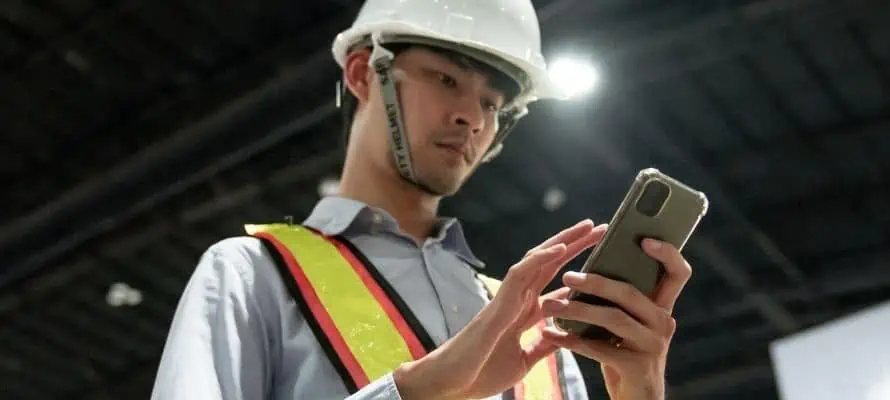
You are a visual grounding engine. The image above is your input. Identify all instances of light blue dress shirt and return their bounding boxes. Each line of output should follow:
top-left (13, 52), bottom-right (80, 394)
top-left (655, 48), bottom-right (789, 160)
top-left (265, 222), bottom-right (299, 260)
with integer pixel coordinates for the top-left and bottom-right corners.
top-left (151, 196), bottom-right (589, 399)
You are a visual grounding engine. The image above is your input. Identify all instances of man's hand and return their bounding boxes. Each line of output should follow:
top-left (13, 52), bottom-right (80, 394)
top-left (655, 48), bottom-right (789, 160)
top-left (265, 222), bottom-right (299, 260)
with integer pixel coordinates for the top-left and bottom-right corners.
top-left (393, 220), bottom-right (607, 400)
top-left (540, 238), bottom-right (693, 400)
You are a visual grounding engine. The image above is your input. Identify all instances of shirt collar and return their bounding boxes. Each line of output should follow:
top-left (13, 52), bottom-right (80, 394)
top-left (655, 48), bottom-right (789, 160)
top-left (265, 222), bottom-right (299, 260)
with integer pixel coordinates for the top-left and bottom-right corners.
top-left (436, 217), bottom-right (486, 270)
top-left (302, 196), bottom-right (486, 270)
top-left (301, 196), bottom-right (369, 236)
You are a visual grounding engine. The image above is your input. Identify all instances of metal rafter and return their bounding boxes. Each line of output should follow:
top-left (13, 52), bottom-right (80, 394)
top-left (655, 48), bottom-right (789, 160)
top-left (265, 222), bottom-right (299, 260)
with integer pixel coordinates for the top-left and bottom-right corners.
top-left (0, 0), bottom-right (588, 289)
top-left (613, 94), bottom-right (804, 333)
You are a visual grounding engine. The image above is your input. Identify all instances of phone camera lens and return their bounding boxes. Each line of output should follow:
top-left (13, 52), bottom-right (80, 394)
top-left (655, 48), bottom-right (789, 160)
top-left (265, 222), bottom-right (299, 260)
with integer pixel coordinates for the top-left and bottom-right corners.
top-left (636, 180), bottom-right (670, 217)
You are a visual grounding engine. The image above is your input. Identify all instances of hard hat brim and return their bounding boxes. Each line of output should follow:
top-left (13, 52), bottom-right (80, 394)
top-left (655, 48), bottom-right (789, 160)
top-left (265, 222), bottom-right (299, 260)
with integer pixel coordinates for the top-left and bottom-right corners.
top-left (332, 22), bottom-right (567, 104)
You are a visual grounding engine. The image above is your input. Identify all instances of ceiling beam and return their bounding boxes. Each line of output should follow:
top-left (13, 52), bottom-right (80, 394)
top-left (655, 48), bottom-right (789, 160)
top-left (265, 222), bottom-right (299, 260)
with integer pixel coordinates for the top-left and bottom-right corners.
top-left (0, 4), bottom-right (352, 285)
top-left (0, 0), bottom-right (122, 70)
top-left (0, 96), bottom-right (336, 288)
top-left (599, 93), bottom-right (802, 335)
top-left (0, 0), bottom-right (588, 291)
top-left (0, 149), bottom-right (342, 322)
top-left (604, 0), bottom-right (881, 93)
top-left (714, 113), bottom-right (890, 166)
top-left (695, 237), bottom-right (800, 332)
top-left (669, 304), bottom-right (853, 375)
top-left (681, 254), bottom-right (890, 327)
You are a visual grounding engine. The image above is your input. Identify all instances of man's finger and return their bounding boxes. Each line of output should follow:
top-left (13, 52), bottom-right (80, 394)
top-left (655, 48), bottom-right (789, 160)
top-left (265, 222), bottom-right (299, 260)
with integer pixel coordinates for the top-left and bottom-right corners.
top-left (541, 287), bottom-right (572, 302)
top-left (527, 219), bottom-right (595, 257)
top-left (502, 244), bottom-right (567, 301)
top-left (516, 288), bottom-right (573, 333)
top-left (522, 336), bottom-right (560, 369)
top-left (540, 327), bottom-right (629, 366)
top-left (561, 271), bottom-right (674, 337)
top-left (642, 239), bottom-right (692, 312)
top-left (556, 224), bottom-right (607, 265)
top-left (545, 300), bottom-right (663, 353)
top-left (531, 224), bottom-right (607, 295)
top-left (480, 244), bottom-right (567, 337)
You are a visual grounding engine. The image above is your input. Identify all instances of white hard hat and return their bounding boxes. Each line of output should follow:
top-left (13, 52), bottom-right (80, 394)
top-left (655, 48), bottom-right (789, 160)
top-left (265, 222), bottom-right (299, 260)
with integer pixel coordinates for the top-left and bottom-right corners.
top-left (331, 0), bottom-right (565, 109)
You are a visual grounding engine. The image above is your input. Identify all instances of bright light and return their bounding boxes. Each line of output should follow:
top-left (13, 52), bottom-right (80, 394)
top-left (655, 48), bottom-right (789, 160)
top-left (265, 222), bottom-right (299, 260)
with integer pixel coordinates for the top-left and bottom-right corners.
top-left (318, 177), bottom-right (341, 197)
top-left (548, 57), bottom-right (599, 99)
top-left (542, 187), bottom-right (566, 211)
top-left (106, 282), bottom-right (142, 307)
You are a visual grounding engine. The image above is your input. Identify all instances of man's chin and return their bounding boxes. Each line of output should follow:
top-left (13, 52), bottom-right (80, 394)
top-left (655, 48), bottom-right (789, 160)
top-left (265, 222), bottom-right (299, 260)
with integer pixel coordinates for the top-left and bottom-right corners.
top-left (413, 174), bottom-right (464, 197)
top-left (416, 180), bottom-right (461, 197)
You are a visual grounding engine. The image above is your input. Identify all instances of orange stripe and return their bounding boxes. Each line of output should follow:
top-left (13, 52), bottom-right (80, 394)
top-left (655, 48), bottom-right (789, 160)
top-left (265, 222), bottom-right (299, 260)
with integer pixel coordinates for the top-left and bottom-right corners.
top-left (331, 238), bottom-right (428, 360)
top-left (515, 320), bottom-right (564, 400)
top-left (513, 354), bottom-right (563, 400)
top-left (257, 232), bottom-right (371, 387)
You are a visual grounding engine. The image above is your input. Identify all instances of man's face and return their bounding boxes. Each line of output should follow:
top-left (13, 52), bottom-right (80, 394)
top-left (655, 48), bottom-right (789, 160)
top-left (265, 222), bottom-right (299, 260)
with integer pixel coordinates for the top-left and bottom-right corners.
top-left (364, 47), bottom-right (507, 196)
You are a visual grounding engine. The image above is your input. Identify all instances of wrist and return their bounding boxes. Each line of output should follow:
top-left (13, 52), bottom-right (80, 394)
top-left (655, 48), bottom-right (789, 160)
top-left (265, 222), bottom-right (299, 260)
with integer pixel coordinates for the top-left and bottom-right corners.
top-left (394, 359), bottom-right (454, 400)
top-left (392, 360), bottom-right (421, 400)
top-left (615, 379), bottom-right (664, 400)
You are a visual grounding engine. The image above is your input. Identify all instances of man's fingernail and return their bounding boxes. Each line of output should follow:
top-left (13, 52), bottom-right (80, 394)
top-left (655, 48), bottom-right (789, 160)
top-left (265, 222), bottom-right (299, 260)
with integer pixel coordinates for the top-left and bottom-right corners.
top-left (645, 239), bottom-right (662, 251)
top-left (543, 326), bottom-right (570, 339)
top-left (563, 271), bottom-right (584, 285)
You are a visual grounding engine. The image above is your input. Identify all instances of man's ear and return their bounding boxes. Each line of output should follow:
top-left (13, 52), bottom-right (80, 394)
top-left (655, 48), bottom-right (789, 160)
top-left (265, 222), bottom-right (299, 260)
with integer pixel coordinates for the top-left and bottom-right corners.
top-left (344, 49), bottom-right (372, 104)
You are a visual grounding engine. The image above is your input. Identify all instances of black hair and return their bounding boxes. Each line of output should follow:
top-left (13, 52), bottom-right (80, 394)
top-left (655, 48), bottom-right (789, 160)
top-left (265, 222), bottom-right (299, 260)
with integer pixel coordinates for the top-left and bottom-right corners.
top-left (339, 43), bottom-right (520, 150)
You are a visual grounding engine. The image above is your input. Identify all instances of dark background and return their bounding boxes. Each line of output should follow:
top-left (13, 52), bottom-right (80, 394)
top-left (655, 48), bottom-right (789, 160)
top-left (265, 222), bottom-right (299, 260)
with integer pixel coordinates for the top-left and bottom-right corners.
top-left (1, 0), bottom-right (888, 398)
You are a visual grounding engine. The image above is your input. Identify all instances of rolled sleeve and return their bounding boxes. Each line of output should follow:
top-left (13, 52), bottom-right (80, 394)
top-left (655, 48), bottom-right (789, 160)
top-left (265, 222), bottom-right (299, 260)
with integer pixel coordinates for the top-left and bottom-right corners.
top-left (345, 372), bottom-right (403, 400)
top-left (151, 240), bottom-right (270, 400)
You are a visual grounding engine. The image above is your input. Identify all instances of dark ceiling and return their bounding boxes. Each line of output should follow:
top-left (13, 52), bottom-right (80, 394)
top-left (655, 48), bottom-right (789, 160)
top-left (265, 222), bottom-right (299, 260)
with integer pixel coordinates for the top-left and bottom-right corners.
top-left (1, 0), bottom-right (889, 398)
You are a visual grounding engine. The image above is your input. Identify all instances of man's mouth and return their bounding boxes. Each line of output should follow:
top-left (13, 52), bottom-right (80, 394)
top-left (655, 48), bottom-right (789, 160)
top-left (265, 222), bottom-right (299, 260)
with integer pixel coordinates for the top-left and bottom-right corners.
top-left (436, 143), bottom-right (471, 162)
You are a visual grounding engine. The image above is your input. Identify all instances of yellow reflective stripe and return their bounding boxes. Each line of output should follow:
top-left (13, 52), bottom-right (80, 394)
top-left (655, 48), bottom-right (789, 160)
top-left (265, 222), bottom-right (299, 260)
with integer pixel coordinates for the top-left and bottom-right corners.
top-left (246, 224), bottom-right (414, 382)
top-left (520, 323), bottom-right (560, 400)
top-left (477, 274), bottom-right (502, 297)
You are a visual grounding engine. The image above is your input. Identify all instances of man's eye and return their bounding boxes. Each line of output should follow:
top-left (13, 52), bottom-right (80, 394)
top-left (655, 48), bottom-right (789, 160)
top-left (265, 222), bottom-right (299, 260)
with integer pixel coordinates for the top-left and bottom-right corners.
top-left (482, 100), bottom-right (499, 112)
top-left (438, 73), bottom-right (457, 88)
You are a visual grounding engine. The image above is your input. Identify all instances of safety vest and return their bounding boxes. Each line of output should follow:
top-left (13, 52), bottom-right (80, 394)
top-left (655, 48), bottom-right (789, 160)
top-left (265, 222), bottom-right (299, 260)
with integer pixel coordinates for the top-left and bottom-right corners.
top-left (245, 223), bottom-right (568, 399)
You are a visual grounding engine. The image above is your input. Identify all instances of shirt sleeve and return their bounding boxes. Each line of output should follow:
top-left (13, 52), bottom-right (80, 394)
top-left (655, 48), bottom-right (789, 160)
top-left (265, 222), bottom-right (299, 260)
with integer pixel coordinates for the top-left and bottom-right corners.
top-left (151, 241), bottom-right (270, 400)
top-left (345, 372), bottom-right (403, 400)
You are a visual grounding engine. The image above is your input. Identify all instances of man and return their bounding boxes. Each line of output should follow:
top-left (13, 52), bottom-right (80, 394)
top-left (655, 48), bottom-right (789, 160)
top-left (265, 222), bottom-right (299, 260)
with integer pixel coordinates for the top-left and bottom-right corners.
top-left (151, 0), bottom-right (693, 399)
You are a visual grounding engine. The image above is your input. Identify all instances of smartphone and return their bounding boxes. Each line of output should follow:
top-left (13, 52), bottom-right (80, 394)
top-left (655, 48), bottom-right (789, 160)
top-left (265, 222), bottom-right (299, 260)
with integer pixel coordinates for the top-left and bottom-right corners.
top-left (554, 168), bottom-right (709, 341)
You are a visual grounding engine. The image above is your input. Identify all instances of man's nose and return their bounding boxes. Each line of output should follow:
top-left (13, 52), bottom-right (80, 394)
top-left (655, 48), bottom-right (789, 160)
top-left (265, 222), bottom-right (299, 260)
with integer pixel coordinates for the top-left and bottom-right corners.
top-left (450, 100), bottom-right (485, 135)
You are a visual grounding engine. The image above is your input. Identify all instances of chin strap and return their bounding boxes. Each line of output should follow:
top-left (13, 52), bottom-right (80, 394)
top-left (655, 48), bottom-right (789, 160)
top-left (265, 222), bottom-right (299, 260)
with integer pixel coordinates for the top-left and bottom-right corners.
top-left (369, 33), bottom-right (419, 185)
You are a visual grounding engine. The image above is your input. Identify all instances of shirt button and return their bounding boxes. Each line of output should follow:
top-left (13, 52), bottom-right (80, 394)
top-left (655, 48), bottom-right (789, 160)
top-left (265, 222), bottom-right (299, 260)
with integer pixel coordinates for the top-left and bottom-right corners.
top-left (371, 213), bottom-right (383, 224)
top-left (451, 305), bottom-right (459, 313)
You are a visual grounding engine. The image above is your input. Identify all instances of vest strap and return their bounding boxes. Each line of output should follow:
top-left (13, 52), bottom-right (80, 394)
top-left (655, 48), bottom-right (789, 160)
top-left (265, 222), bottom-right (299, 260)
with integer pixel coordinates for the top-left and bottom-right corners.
top-left (247, 223), bottom-right (434, 392)
top-left (247, 223), bottom-right (568, 399)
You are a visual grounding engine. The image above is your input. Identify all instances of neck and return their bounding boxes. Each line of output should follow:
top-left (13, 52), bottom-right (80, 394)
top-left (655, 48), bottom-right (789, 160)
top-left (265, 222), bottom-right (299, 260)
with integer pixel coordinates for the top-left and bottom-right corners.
top-left (338, 156), bottom-right (441, 244)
